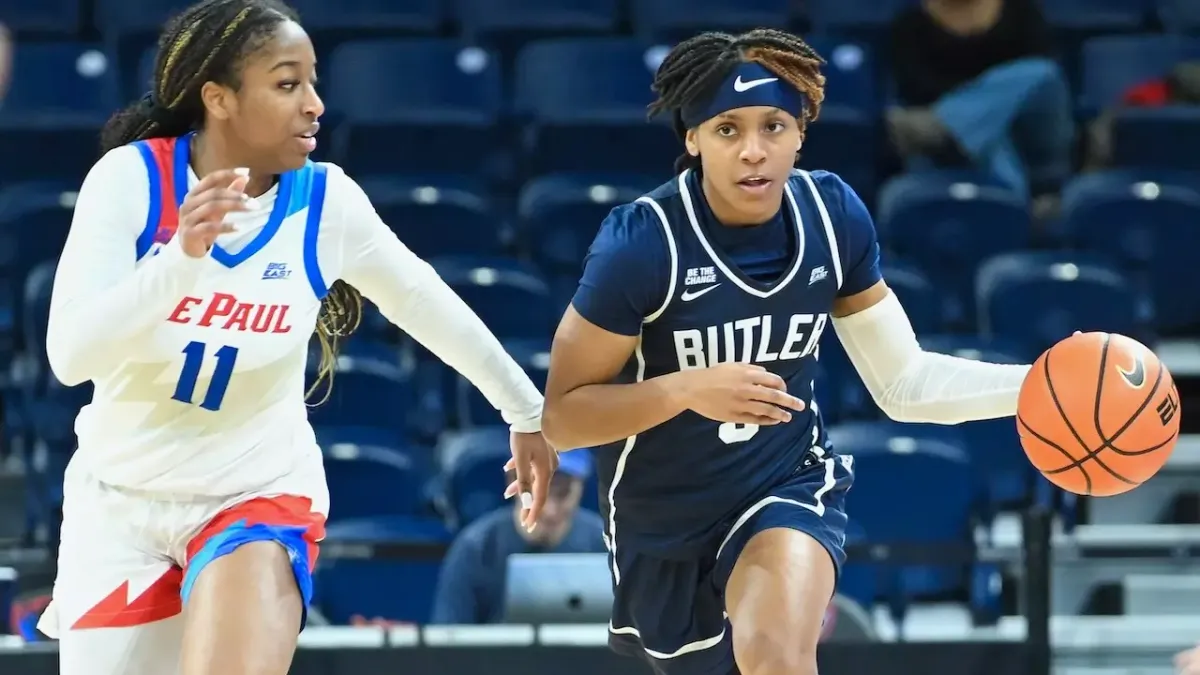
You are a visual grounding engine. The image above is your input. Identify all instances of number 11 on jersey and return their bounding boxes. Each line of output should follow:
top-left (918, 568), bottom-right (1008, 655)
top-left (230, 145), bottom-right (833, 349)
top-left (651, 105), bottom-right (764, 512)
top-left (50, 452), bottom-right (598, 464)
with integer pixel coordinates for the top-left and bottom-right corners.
top-left (172, 340), bottom-right (239, 411)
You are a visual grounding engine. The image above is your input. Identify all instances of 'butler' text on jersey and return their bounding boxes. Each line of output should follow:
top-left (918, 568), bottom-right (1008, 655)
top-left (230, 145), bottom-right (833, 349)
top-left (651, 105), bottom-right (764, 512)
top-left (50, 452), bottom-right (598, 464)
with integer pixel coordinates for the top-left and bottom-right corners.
top-left (571, 168), bottom-right (882, 558)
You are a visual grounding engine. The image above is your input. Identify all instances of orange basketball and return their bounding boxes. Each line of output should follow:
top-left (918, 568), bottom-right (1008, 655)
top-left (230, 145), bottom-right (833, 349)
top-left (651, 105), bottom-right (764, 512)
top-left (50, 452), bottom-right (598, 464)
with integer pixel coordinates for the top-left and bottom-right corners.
top-left (1016, 332), bottom-right (1181, 497)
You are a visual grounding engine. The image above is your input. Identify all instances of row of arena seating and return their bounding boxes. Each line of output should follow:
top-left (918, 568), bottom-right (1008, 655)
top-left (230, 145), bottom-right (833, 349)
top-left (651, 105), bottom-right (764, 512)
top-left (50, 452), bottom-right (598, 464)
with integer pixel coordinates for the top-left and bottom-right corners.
top-left (5, 0), bottom-right (1200, 39)
top-left (4, 34), bottom-right (1200, 187)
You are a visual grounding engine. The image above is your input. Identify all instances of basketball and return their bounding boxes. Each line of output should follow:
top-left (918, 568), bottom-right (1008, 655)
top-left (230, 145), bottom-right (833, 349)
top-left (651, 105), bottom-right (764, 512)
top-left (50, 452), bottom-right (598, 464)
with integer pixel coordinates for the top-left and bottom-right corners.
top-left (1016, 332), bottom-right (1181, 497)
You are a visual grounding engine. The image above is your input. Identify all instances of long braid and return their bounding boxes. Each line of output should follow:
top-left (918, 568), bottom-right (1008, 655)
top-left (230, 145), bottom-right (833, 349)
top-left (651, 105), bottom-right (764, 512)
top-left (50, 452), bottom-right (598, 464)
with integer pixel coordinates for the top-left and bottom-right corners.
top-left (98, 0), bottom-right (365, 405)
top-left (648, 29), bottom-right (827, 172)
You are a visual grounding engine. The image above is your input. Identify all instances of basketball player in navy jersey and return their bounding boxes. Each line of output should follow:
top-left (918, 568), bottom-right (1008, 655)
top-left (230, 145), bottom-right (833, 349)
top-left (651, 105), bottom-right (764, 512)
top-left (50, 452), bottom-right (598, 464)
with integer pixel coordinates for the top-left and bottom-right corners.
top-left (541, 30), bottom-right (1033, 675)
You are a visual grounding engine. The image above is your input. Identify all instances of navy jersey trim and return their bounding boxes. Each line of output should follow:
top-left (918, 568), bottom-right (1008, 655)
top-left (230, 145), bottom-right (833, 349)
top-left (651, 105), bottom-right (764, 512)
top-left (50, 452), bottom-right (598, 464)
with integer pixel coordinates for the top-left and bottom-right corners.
top-left (633, 196), bottom-right (679, 324)
top-left (795, 170), bottom-right (843, 292)
top-left (302, 163), bottom-right (329, 300)
top-left (676, 169), bottom-right (807, 298)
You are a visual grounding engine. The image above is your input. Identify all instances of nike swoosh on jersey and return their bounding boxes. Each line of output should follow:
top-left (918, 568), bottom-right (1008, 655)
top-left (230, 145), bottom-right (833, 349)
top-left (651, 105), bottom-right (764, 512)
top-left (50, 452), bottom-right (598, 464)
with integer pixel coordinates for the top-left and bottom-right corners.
top-left (680, 284), bottom-right (721, 301)
top-left (733, 76), bottom-right (779, 92)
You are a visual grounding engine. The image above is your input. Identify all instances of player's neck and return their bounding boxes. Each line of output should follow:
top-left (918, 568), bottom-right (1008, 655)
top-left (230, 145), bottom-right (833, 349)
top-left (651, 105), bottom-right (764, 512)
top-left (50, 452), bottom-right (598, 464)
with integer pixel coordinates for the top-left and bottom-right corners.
top-left (189, 131), bottom-right (275, 198)
top-left (699, 174), bottom-right (780, 227)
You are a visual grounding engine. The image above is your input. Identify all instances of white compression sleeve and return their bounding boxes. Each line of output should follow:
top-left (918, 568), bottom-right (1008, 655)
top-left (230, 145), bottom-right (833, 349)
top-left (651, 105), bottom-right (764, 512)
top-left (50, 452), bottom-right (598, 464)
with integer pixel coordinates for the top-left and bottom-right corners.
top-left (831, 291), bottom-right (1032, 424)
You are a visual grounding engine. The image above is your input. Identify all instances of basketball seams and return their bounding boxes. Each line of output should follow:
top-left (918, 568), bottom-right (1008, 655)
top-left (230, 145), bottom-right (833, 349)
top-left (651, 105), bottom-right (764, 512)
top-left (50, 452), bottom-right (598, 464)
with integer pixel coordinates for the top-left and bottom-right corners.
top-left (1095, 335), bottom-right (1166, 452)
top-left (1016, 412), bottom-right (1093, 494)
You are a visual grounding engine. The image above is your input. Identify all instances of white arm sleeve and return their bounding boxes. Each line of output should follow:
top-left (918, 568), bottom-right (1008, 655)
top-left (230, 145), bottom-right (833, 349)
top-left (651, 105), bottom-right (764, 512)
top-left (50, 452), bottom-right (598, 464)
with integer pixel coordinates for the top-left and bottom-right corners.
top-left (831, 291), bottom-right (1031, 424)
top-left (47, 146), bottom-right (209, 386)
top-left (330, 168), bottom-right (544, 433)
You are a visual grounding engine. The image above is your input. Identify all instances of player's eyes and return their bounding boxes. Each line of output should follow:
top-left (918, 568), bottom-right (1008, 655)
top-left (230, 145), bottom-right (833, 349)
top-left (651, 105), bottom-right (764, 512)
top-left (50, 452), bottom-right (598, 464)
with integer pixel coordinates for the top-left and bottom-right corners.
top-left (765, 121), bottom-right (785, 133)
top-left (716, 126), bottom-right (736, 137)
top-left (278, 80), bottom-right (300, 91)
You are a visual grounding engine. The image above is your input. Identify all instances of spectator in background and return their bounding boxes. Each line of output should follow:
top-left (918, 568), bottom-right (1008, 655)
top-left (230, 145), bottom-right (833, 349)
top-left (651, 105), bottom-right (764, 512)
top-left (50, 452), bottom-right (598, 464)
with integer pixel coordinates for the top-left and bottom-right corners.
top-left (887, 0), bottom-right (1074, 204)
top-left (430, 450), bottom-right (605, 624)
top-left (1084, 60), bottom-right (1200, 171)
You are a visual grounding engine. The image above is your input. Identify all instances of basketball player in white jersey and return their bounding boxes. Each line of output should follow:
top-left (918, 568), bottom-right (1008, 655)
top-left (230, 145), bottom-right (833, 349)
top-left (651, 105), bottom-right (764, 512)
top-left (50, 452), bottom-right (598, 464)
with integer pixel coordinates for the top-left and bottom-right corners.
top-left (38, 1), bottom-right (558, 673)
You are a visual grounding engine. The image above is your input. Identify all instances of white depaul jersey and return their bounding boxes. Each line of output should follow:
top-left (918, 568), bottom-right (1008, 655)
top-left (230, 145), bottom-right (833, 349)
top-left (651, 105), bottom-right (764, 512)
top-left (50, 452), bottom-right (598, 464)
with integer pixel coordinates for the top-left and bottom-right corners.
top-left (47, 134), bottom-right (543, 497)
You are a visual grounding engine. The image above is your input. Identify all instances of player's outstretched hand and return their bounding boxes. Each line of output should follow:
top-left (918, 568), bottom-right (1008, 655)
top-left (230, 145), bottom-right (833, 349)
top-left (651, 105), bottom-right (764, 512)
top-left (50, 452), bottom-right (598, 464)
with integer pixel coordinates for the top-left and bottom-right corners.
top-left (177, 168), bottom-right (257, 258)
top-left (676, 363), bottom-right (806, 426)
top-left (502, 432), bottom-right (559, 533)
top-left (1176, 645), bottom-right (1200, 674)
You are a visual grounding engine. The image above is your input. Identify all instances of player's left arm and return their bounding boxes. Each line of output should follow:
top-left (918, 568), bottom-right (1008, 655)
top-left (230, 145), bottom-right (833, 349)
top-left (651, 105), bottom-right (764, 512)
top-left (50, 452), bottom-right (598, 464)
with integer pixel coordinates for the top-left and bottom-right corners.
top-left (817, 172), bottom-right (1032, 424)
top-left (326, 166), bottom-right (556, 524)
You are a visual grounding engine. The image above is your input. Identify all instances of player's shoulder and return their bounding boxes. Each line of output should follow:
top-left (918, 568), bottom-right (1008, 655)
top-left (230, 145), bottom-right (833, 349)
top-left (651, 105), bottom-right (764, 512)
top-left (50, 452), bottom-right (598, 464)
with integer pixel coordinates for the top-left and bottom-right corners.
top-left (593, 196), bottom-right (671, 254)
top-left (788, 168), bottom-right (857, 207)
top-left (88, 144), bottom-right (150, 180)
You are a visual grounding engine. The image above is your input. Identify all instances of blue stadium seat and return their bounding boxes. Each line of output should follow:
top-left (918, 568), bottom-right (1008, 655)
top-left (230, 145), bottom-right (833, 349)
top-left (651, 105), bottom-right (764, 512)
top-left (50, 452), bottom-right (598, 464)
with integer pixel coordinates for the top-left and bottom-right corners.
top-left (0, 0), bottom-right (81, 34)
top-left (457, 338), bottom-right (550, 428)
top-left (1159, 0), bottom-right (1200, 33)
top-left (1111, 107), bottom-right (1200, 172)
top-left (1060, 171), bottom-right (1200, 333)
top-left (1080, 34), bottom-right (1200, 112)
top-left (880, 260), bottom-right (943, 334)
top-left (455, 0), bottom-right (618, 50)
top-left (327, 40), bottom-right (503, 176)
top-left (514, 39), bottom-right (678, 175)
top-left (806, 36), bottom-right (879, 116)
top-left (877, 176), bottom-right (1030, 326)
top-left (629, 0), bottom-right (790, 42)
top-left (0, 188), bottom-right (74, 342)
top-left (428, 256), bottom-right (555, 340)
top-left (358, 178), bottom-right (503, 260)
top-left (519, 173), bottom-right (651, 277)
top-left (94, 0), bottom-right (192, 38)
top-left (919, 335), bottom-right (1036, 505)
top-left (321, 438), bottom-right (431, 521)
top-left (1039, 0), bottom-right (1149, 32)
top-left (831, 421), bottom-right (982, 613)
top-left (306, 355), bottom-right (413, 440)
top-left (0, 45), bottom-right (116, 183)
top-left (314, 515), bottom-right (452, 624)
top-left (443, 428), bottom-right (512, 524)
top-left (806, 0), bottom-right (916, 43)
top-left (287, 0), bottom-right (443, 34)
top-left (976, 252), bottom-right (1152, 354)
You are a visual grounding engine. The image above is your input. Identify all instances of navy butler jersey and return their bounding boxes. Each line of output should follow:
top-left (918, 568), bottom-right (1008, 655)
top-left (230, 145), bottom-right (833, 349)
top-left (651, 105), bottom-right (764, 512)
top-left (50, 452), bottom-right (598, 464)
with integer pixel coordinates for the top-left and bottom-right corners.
top-left (572, 168), bottom-right (882, 559)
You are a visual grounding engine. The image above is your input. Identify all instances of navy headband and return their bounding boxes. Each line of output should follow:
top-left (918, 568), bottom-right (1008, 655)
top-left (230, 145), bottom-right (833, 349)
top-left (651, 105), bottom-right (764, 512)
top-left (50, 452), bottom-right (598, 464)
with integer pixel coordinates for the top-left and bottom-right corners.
top-left (679, 61), bottom-right (807, 129)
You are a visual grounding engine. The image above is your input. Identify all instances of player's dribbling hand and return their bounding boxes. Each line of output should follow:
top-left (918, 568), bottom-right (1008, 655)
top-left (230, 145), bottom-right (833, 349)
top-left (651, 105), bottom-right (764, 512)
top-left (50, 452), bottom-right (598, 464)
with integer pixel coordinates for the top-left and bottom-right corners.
top-left (502, 432), bottom-right (559, 532)
top-left (176, 167), bottom-right (258, 258)
top-left (675, 363), bottom-right (805, 426)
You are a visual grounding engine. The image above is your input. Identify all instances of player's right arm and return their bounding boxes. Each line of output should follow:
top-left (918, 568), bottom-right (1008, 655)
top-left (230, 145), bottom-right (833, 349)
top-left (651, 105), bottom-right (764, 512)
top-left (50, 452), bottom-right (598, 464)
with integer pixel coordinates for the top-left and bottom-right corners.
top-left (47, 148), bottom-right (248, 386)
top-left (542, 205), bottom-right (803, 451)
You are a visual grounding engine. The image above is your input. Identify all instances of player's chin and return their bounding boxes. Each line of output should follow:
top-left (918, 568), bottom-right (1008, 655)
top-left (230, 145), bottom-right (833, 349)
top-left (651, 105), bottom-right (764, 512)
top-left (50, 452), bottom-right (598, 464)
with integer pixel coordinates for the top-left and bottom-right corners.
top-left (277, 139), bottom-right (315, 169)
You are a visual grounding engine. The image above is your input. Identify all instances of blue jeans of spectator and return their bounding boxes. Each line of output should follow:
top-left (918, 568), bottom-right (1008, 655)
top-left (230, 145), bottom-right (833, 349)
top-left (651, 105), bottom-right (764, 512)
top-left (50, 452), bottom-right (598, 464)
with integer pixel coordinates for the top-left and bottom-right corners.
top-left (931, 57), bottom-right (1074, 197)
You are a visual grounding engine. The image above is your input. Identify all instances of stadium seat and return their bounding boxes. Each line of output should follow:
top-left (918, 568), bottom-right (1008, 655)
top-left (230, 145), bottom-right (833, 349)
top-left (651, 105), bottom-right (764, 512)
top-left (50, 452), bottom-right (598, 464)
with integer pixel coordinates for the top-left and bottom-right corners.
top-left (876, 176), bottom-right (1031, 326)
top-left (1039, 0), bottom-right (1149, 32)
top-left (919, 335), bottom-right (1036, 506)
top-left (831, 421), bottom-right (983, 615)
top-left (976, 252), bottom-right (1153, 354)
top-left (457, 338), bottom-right (550, 428)
top-left (321, 438), bottom-right (431, 521)
top-left (1159, 0), bottom-right (1200, 33)
top-left (94, 0), bottom-right (192, 38)
top-left (806, 0), bottom-right (915, 45)
top-left (306, 355), bottom-right (413, 440)
top-left (455, 0), bottom-right (618, 53)
top-left (358, 178), bottom-right (503, 260)
top-left (513, 39), bottom-right (678, 175)
top-left (1059, 171), bottom-right (1200, 333)
top-left (518, 173), bottom-right (651, 278)
top-left (629, 0), bottom-right (790, 43)
top-left (427, 256), bottom-right (555, 341)
top-left (880, 260), bottom-right (943, 334)
top-left (806, 36), bottom-right (880, 117)
top-left (0, 0), bottom-right (81, 35)
top-left (1080, 34), bottom-right (1200, 112)
top-left (327, 40), bottom-right (503, 176)
top-left (0, 188), bottom-right (75, 343)
top-left (1111, 106), bottom-right (1200, 172)
top-left (314, 515), bottom-right (453, 624)
top-left (286, 0), bottom-right (443, 35)
top-left (0, 44), bottom-right (114, 183)
top-left (443, 428), bottom-right (512, 524)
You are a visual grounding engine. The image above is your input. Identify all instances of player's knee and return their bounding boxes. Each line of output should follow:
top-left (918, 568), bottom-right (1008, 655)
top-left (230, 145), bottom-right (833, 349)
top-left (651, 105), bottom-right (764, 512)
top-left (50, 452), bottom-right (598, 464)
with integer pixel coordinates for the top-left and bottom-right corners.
top-left (734, 637), bottom-right (818, 675)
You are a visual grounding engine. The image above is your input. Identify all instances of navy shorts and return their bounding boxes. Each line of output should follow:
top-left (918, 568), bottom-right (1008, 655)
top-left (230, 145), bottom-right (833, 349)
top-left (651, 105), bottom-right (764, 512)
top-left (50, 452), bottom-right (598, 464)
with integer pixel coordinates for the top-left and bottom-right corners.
top-left (607, 450), bottom-right (854, 675)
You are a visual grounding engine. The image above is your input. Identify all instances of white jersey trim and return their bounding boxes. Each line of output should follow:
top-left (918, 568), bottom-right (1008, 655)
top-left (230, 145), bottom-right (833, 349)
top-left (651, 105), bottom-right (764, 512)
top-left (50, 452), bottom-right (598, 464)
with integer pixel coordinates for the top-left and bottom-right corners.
top-left (795, 169), bottom-right (843, 291)
top-left (635, 196), bottom-right (678, 325)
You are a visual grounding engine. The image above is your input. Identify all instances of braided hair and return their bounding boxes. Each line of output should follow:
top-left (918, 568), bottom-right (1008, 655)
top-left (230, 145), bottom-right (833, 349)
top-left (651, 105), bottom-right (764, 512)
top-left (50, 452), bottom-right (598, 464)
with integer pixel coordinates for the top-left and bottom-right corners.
top-left (648, 29), bottom-right (827, 173)
top-left (100, 0), bottom-right (363, 405)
